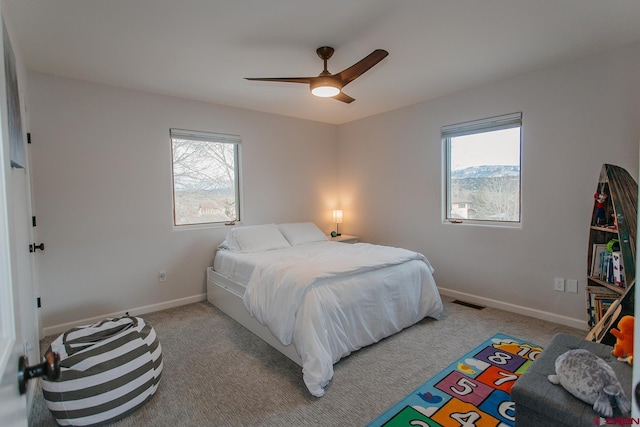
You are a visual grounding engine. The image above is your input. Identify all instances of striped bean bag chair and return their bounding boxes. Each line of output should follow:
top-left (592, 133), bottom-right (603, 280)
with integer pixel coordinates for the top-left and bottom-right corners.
top-left (42, 316), bottom-right (163, 426)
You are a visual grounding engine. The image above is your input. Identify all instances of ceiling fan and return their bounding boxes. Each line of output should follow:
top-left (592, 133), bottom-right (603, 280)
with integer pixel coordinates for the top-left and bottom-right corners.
top-left (245, 46), bottom-right (389, 103)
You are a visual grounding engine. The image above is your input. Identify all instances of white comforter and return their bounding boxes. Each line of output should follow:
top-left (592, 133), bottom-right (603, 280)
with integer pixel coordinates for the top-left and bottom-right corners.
top-left (242, 242), bottom-right (443, 397)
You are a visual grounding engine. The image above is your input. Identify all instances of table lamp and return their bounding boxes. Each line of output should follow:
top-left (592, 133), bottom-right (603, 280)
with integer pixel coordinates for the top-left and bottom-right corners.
top-left (332, 210), bottom-right (343, 236)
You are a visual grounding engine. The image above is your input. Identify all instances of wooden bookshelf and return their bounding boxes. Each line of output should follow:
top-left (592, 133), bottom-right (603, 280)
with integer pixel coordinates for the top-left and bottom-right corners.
top-left (585, 164), bottom-right (636, 345)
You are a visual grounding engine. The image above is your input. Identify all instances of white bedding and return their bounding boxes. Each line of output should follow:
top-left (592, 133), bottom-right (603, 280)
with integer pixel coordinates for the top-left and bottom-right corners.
top-left (214, 241), bottom-right (443, 397)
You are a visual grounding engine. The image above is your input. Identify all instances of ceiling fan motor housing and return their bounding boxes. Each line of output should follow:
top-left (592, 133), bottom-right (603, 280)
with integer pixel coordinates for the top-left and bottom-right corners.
top-left (316, 46), bottom-right (335, 60)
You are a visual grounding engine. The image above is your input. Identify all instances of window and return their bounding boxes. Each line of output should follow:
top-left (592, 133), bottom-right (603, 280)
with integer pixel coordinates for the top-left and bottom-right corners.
top-left (170, 129), bottom-right (241, 226)
top-left (443, 112), bottom-right (522, 224)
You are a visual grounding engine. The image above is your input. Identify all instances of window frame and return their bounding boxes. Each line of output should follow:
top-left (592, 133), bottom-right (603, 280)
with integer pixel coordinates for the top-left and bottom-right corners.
top-left (442, 112), bottom-right (523, 227)
top-left (170, 128), bottom-right (242, 229)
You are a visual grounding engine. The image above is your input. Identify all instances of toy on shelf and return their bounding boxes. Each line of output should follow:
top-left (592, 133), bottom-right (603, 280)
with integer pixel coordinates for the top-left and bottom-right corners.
top-left (610, 315), bottom-right (634, 365)
top-left (594, 190), bottom-right (608, 226)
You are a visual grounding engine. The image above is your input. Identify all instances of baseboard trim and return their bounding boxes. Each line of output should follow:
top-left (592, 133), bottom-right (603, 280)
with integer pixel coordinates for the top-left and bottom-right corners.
top-left (42, 294), bottom-right (208, 337)
top-left (42, 289), bottom-right (588, 337)
top-left (438, 287), bottom-right (588, 331)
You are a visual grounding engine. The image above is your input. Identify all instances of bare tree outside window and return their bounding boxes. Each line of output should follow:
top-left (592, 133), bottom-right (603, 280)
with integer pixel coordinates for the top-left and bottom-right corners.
top-left (171, 130), bottom-right (240, 226)
top-left (471, 175), bottom-right (520, 221)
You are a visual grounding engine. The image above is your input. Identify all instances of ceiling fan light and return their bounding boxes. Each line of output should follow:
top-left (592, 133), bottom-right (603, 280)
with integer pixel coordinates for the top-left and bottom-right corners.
top-left (311, 85), bottom-right (340, 97)
top-left (310, 77), bottom-right (341, 97)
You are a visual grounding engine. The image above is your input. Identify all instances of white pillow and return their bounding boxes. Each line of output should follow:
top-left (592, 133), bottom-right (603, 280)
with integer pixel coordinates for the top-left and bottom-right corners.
top-left (225, 224), bottom-right (291, 253)
top-left (278, 222), bottom-right (328, 246)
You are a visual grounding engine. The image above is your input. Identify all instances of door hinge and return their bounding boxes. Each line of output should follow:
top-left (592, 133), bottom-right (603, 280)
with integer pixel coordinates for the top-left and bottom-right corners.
top-left (36, 297), bottom-right (41, 308)
top-left (32, 216), bottom-right (36, 227)
top-left (27, 132), bottom-right (31, 144)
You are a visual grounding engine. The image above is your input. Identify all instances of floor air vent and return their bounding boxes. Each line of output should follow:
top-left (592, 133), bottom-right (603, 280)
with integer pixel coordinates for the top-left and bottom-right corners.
top-left (452, 300), bottom-right (485, 310)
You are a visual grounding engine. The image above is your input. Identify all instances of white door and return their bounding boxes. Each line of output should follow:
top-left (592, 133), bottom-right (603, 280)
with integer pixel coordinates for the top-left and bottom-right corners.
top-left (0, 165), bottom-right (35, 427)
top-left (0, 165), bottom-right (28, 423)
top-left (0, 9), bottom-right (40, 425)
top-left (0, 167), bottom-right (40, 426)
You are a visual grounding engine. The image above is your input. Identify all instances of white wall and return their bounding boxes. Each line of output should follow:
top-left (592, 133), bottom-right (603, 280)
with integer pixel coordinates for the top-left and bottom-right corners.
top-left (338, 43), bottom-right (640, 328)
top-left (27, 74), bottom-right (338, 333)
top-left (26, 42), bottom-right (640, 334)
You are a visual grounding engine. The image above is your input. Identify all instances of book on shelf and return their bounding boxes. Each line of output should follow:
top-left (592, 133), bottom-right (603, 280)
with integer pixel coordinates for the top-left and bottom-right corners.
top-left (590, 243), bottom-right (608, 277)
top-left (586, 285), bottom-right (620, 328)
top-left (611, 251), bottom-right (624, 287)
top-left (594, 250), bottom-right (620, 286)
top-left (605, 251), bottom-right (613, 283)
top-left (598, 298), bottom-right (615, 319)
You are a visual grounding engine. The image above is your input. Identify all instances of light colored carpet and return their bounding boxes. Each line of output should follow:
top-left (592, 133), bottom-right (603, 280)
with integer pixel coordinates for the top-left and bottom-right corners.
top-left (29, 296), bottom-right (583, 426)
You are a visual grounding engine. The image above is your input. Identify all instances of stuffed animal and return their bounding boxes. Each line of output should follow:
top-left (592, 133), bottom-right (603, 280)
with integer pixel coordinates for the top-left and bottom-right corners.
top-left (610, 315), bottom-right (634, 364)
top-left (548, 349), bottom-right (630, 417)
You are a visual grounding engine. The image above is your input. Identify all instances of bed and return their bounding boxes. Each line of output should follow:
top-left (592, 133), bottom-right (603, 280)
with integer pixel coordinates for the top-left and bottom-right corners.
top-left (206, 222), bottom-right (443, 397)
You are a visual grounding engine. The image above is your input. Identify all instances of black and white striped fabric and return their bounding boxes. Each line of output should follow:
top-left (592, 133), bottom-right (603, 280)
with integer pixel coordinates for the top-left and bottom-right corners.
top-left (42, 316), bottom-right (163, 426)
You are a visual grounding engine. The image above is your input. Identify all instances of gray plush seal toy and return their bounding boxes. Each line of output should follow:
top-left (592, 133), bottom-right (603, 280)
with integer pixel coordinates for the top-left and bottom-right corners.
top-left (548, 349), bottom-right (630, 418)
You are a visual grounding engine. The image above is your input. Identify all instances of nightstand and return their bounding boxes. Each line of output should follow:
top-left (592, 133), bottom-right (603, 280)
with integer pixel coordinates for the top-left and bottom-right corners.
top-left (328, 234), bottom-right (358, 244)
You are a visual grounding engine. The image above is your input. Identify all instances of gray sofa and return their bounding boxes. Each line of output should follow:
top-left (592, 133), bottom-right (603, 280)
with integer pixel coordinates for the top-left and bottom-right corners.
top-left (511, 333), bottom-right (632, 427)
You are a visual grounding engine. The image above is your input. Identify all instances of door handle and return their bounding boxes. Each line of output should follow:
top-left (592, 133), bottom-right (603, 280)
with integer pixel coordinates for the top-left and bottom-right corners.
top-left (18, 352), bottom-right (60, 394)
top-left (29, 243), bottom-right (44, 253)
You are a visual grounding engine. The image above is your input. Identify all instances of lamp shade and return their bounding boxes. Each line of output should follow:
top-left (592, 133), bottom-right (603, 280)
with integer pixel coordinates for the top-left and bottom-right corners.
top-left (332, 209), bottom-right (343, 224)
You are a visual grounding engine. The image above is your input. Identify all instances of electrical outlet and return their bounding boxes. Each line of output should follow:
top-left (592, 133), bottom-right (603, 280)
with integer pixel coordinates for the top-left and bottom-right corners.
top-left (566, 279), bottom-right (578, 293)
top-left (554, 277), bottom-right (565, 292)
top-left (159, 271), bottom-right (167, 282)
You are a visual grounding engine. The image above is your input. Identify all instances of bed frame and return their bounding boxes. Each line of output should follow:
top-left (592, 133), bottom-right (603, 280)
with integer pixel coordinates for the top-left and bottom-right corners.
top-left (206, 267), bottom-right (303, 366)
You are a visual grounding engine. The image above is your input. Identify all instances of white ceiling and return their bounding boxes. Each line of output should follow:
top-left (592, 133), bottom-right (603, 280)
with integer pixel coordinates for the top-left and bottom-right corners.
top-left (5, 0), bottom-right (640, 125)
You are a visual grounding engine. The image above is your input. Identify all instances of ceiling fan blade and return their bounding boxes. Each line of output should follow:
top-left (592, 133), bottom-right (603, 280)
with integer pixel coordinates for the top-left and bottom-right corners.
top-left (245, 77), bottom-right (312, 84)
top-left (333, 92), bottom-right (355, 104)
top-left (336, 49), bottom-right (388, 87)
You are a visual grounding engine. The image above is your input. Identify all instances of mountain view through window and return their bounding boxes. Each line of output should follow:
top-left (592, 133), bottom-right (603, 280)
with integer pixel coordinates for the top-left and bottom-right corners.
top-left (447, 127), bottom-right (521, 222)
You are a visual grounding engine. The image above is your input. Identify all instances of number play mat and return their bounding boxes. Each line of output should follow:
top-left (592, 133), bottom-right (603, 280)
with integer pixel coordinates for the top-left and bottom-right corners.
top-left (368, 333), bottom-right (542, 427)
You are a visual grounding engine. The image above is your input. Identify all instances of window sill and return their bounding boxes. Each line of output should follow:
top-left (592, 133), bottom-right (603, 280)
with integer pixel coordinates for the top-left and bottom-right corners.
top-left (173, 221), bottom-right (242, 232)
top-left (443, 219), bottom-right (522, 229)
